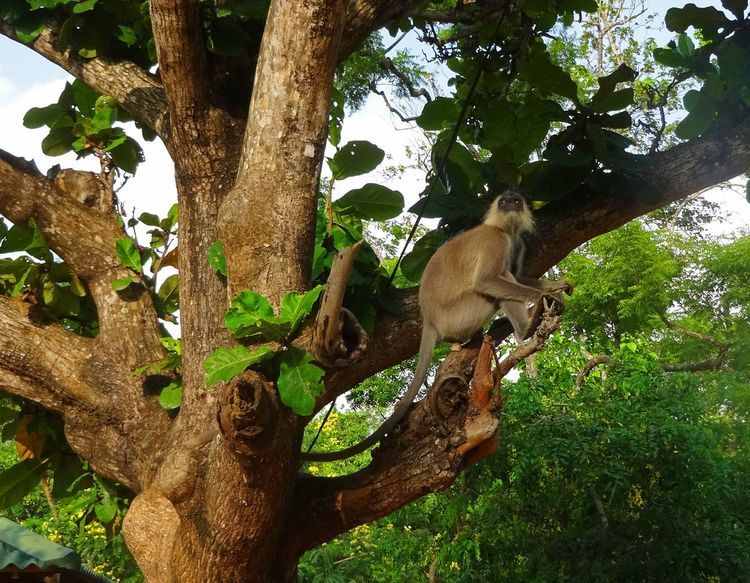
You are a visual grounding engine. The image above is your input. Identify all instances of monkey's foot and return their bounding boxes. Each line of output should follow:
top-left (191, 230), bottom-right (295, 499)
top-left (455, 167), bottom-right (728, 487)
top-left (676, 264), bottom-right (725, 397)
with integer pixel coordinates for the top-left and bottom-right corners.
top-left (450, 342), bottom-right (463, 352)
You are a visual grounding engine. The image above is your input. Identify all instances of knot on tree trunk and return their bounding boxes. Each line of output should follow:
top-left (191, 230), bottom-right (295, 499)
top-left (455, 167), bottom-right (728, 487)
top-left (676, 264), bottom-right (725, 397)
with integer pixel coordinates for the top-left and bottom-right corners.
top-left (427, 373), bottom-right (470, 437)
top-left (217, 370), bottom-right (279, 457)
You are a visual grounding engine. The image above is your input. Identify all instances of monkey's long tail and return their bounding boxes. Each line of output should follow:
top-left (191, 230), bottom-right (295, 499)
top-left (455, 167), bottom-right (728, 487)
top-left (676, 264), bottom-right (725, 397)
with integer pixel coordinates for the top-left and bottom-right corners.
top-left (300, 325), bottom-right (438, 462)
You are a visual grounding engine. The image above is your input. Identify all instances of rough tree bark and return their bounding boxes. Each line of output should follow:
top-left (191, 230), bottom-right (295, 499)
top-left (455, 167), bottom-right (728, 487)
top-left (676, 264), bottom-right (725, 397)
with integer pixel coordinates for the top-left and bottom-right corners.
top-left (1, 1), bottom-right (750, 582)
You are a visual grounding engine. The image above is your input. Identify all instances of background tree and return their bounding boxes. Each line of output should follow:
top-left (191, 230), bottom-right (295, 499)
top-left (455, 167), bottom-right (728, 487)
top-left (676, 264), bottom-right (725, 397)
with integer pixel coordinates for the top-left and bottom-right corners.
top-left (0, 0), bottom-right (749, 581)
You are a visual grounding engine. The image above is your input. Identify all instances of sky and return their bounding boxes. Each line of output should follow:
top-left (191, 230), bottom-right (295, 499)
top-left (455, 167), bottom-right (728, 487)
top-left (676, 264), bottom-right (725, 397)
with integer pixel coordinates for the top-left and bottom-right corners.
top-left (0, 1), bottom-right (747, 239)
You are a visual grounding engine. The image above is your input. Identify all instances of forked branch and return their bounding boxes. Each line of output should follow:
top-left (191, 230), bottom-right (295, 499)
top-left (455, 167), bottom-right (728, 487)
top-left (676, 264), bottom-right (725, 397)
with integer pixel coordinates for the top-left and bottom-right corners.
top-left (0, 296), bottom-right (99, 412)
top-left (0, 148), bottom-right (163, 368)
top-left (284, 301), bottom-right (563, 557)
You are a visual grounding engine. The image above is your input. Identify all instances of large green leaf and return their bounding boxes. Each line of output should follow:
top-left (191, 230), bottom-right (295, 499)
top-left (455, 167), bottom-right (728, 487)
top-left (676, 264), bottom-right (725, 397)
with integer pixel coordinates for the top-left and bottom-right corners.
top-left (653, 47), bottom-right (688, 68)
top-left (42, 127), bottom-right (75, 156)
top-left (416, 97), bottom-right (460, 131)
top-left (675, 89), bottom-right (718, 139)
top-left (23, 103), bottom-right (67, 129)
top-left (335, 183), bottom-right (404, 221)
top-left (0, 219), bottom-right (48, 259)
top-left (94, 497), bottom-right (117, 524)
top-left (111, 137), bottom-right (142, 173)
top-left (665, 4), bottom-right (729, 37)
top-left (204, 345), bottom-right (275, 386)
top-left (158, 381), bottom-right (182, 410)
top-left (329, 140), bottom-right (385, 180)
top-left (157, 274), bottom-right (180, 314)
top-left (279, 285), bottom-right (325, 336)
top-left (277, 348), bottom-right (325, 416)
top-left (401, 230), bottom-right (448, 282)
top-left (721, 0), bottom-right (747, 19)
top-left (115, 237), bottom-right (142, 273)
top-left (224, 291), bottom-right (290, 340)
top-left (589, 88), bottom-right (634, 113)
top-left (208, 241), bottom-right (227, 276)
top-left (519, 44), bottom-right (579, 101)
top-left (0, 459), bottom-right (47, 510)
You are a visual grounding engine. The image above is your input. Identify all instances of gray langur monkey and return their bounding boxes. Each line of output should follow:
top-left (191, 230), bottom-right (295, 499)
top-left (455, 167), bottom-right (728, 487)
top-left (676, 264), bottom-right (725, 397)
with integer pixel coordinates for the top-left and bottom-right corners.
top-left (301, 189), bottom-right (569, 462)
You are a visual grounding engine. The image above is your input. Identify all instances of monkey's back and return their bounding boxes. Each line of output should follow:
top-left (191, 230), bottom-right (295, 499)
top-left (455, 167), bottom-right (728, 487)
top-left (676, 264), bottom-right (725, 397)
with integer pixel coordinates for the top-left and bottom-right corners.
top-left (419, 224), bottom-right (510, 341)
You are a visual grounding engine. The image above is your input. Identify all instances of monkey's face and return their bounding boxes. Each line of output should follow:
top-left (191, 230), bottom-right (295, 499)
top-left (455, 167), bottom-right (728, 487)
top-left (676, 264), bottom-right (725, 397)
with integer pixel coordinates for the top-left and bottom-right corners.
top-left (495, 191), bottom-right (527, 214)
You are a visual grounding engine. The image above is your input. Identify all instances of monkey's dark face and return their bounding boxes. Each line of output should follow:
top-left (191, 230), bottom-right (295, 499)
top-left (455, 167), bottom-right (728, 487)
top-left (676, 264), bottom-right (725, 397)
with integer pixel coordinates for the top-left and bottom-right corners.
top-left (495, 191), bottom-right (527, 213)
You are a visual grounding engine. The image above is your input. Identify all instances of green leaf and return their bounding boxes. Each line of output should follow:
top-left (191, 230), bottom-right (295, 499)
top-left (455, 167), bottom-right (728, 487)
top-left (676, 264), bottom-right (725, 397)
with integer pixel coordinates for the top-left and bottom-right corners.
top-left (653, 47), bottom-right (687, 68)
top-left (14, 11), bottom-right (46, 43)
top-left (117, 24), bottom-right (137, 46)
top-left (225, 291), bottom-right (291, 341)
top-left (676, 89), bottom-right (718, 139)
top-left (207, 241), bottom-right (227, 276)
top-left (116, 238), bottom-right (142, 273)
top-left (401, 230), bottom-right (448, 282)
top-left (72, 0), bottom-right (97, 13)
top-left (163, 203), bottom-right (179, 231)
top-left (11, 266), bottom-right (33, 298)
top-left (665, 4), bottom-right (729, 37)
top-left (676, 33), bottom-right (695, 58)
top-left (71, 79), bottom-right (98, 116)
top-left (328, 86), bottom-right (344, 147)
top-left (277, 348), bottom-right (325, 416)
top-left (595, 63), bottom-right (637, 96)
top-left (138, 212), bottom-right (161, 227)
top-left (111, 276), bottom-right (135, 291)
top-left (157, 275), bottom-right (180, 313)
top-left (23, 104), bottom-right (66, 129)
top-left (589, 88), bottom-right (633, 113)
top-left (416, 97), bottom-right (460, 131)
top-left (89, 95), bottom-right (117, 132)
top-left (329, 140), bottom-right (385, 180)
top-left (721, 0), bottom-right (747, 19)
top-left (0, 459), bottom-right (47, 510)
top-left (334, 183), bottom-right (404, 221)
top-left (520, 44), bottom-right (579, 101)
top-left (94, 497), bottom-right (117, 524)
top-left (158, 381), bottom-right (182, 410)
top-left (279, 285), bottom-right (325, 335)
top-left (42, 127), bottom-right (75, 156)
top-left (0, 220), bottom-right (48, 258)
top-left (111, 137), bottom-right (142, 174)
top-left (204, 345), bottom-right (275, 386)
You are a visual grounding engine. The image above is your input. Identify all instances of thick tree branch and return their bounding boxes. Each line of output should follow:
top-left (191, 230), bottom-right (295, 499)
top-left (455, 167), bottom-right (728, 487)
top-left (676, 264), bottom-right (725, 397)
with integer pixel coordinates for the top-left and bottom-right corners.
top-left (149, 0), bottom-right (210, 134)
top-left (220, 1), bottom-right (347, 300)
top-left (0, 148), bottom-right (163, 368)
top-left (527, 116), bottom-right (750, 276)
top-left (0, 23), bottom-right (167, 135)
top-left (0, 296), bottom-right (99, 412)
top-left (326, 114), bottom-right (750, 397)
top-left (284, 302), bottom-right (562, 557)
top-left (341, 0), bottom-right (427, 58)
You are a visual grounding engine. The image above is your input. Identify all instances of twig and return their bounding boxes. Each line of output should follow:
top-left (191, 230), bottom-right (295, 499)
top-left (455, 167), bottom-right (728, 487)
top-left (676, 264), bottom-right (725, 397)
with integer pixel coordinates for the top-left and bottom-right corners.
top-left (576, 355), bottom-right (612, 387)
